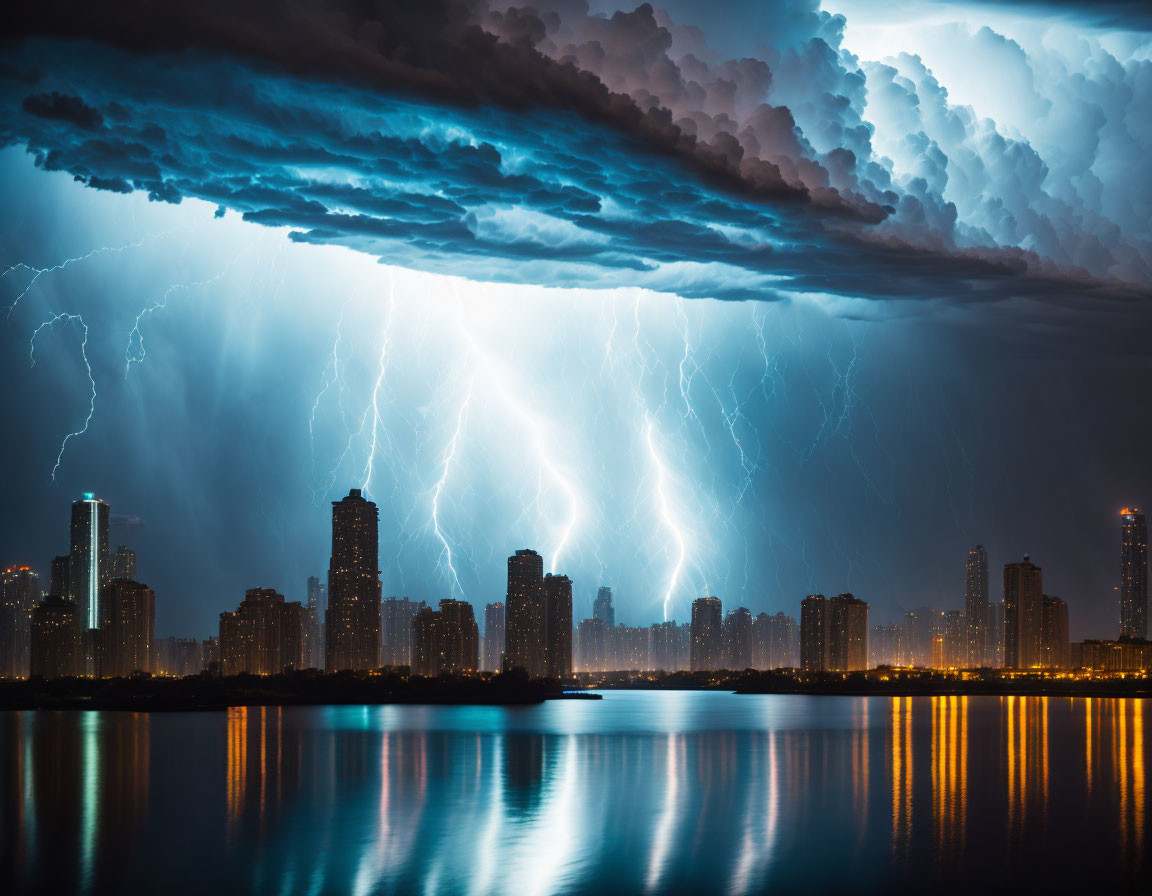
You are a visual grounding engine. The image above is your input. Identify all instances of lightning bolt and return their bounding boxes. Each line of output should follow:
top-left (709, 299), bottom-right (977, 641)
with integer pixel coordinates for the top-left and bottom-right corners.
top-left (646, 418), bottom-right (687, 622)
top-left (359, 287), bottom-right (397, 497)
top-left (29, 312), bottom-right (95, 482)
top-left (430, 377), bottom-right (475, 599)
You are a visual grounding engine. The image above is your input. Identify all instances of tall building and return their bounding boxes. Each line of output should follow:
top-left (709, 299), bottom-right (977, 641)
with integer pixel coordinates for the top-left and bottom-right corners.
top-left (800, 594), bottom-right (829, 672)
top-left (543, 574), bottom-right (573, 678)
top-left (767, 612), bottom-right (799, 668)
top-left (381, 596), bottom-right (426, 667)
top-left (942, 610), bottom-right (965, 669)
top-left (593, 586), bottom-right (615, 628)
top-left (0, 566), bottom-right (40, 678)
top-left (220, 588), bottom-right (306, 675)
top-left (412, 599), bottom-right (480, 676)
top-left (1120, 508), bottom-right (1148, 640)
top-left (986, 602), bottom-right (1005, 667)
top-left (1041, 595), bottom-right (1070, 669)
top-left (102, 579), bottom-right (155, 677)
top-left (613, 624), bottom-right (650, 671)
top-left (870, 625), bottom-right (904, 667)
top-left (303, 575), bottom-right (324, 669)
top-left (325, 488), bottom-right (381, 671)
top-left (69, 493), bottom-right (110, 633)
top-left (828, 593), bottom-right (869, 672)
top-left (482, 602), bottom-right (505, 672)
top-left (723, 607), bottom-right (753, 670)
top-left (504, 549), bottom-right (546, 676)
top-left (112, 544), bottom-right (137, 580)
top-left (1004, 556), bottom-right (1044, 669)
top-left (964, 545), bottom-right (989, 666)
top-left (49, 555), bottom-right (70, 599)
top-left (30, 595), bottom-right (80, 678)
top-left (690, 596), bottom-right (723, 671)
top-left (575, 617), bottom-right (609, 671)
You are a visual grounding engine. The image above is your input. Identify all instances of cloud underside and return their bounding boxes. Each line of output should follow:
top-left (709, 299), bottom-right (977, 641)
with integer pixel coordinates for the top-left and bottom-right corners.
top-left (0, 0), bottom-right (1149, 309)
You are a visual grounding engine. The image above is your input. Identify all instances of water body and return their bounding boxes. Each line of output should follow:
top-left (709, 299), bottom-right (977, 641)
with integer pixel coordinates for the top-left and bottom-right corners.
top-left (0, 691), bottom-right (1148, 894)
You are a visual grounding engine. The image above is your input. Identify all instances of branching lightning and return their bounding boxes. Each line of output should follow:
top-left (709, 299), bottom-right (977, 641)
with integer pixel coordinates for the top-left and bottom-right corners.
top-left (430, 378), bottom-right (475, 599)
top-left (645, 418), bottom-right (687, 622)
top-left (29, 312), bottom-right (95, 482)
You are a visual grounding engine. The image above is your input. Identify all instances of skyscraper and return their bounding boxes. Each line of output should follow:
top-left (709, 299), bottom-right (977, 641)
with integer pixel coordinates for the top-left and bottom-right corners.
top-left (543, 573), bottom-right (573, 678)
top-left (112, 544), bottom-right (137, 580)
top-left (102, 579), bottom-right (155, 677)
top-left (828, 593), bottom-right (869, 672)
top-left (690, 596), bottom-right (722, 671)
top-left (412, 599), bottom-right (479, 676)
top-left (0, 566), bottom-right (40, 678)
top-left (504, 549), bottom-right (546, 676)
top-left (381, 596), bottom-right (426, 667)
top-left (800, 594), bottom-right (829, 672)
top-left (69, 493), bottom-right (110, 632)
top-left (325, 488), bottom-right (381, 671)
top-left (1120, 508), bottom-right (1147, 640)
top-left (1004, 556), bottom-right (1044, 669)
top-left (964, 544), bottom-right (989, 666)
top-left (1041, 595), bottom-right (1070, 669)
top-left (723, 606), bottom-right (753, 670)
top-left (482, 602), bottom-right (505, 672)
top-left (593, 586), bottom-right (615, 628)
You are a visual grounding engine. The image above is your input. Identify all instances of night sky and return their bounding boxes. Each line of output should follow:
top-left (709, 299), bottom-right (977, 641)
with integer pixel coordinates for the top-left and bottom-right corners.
top-left (1, 0), bottom-right (1150, 640)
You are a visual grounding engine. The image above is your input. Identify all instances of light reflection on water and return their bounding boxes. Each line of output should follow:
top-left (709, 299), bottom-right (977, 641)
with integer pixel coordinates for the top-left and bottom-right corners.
top-left (1, 693), bottom-right (1150, 894)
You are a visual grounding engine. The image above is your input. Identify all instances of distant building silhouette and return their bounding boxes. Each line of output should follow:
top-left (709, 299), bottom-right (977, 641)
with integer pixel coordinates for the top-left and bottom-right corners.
top-left (1072, 639), bottom-right (1152, 672)
top-left (543, 574), bottom-right (573, 678)
top-left (325, 488), bottom-right (381, 671)
top-left (593, 586), bottom-right (615, 628)
top-left (504, 549), bottom-right (546, 676)
top-left (112, 544), bottom-right (137, 580)
top-left (1004, 556), bottom-right (1044, 669)
top-left (381, 596), bottom-right (426, 667)
top-left (102, 579), bottom-right (155, 676)
top-left (903, 607), bottom-right (940, 668)
top-left (155, 636), bottom-right (203, 676)
top-left (800, 594), bottom-right (829, 672)
top-left (723, 607), bottom-right (753, 670)
top-left (575, 617), bottom-right (609, 671)
top-left (482, 602), bottom-right (505, 672)
top-left (651, 620), bottom-right (689, 671)
top-left (1041, 595), bottom-right (1070, 669)
top-left (986, 602), bottom-right (1005, 667)
top-left (220, 588), bottom-right (305, 675)
top-left (870, 625), bottom-right (903, 667)
top-left (303, 575), bottom-right (325, 669)
top-left (613, 625), bottom-right (650, 670)
top-left (942, 610), bottom-right (965, 669)
top-left (49, 555), bottom-right (70, 601)
top-left (690, 596), bottom-right (722, 671)
top-left (411, 598), bottom-right (479, 675)
top-left (829, 593), bottom-right (869, 672)
top-left (767, 612), bottom-right (799, 668)
top-left (964, 545), bottom-right (989, 666)
top-left (1120, 508), bottom-right (1148, 640)
top-left (0, 566), bottom-right (39, 678)
top-left (30, 595), bottom-right (79, 678)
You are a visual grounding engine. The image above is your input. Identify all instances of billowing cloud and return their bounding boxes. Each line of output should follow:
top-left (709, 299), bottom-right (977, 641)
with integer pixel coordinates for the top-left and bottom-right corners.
top-left (0, 0), bottom-right (1148, 308)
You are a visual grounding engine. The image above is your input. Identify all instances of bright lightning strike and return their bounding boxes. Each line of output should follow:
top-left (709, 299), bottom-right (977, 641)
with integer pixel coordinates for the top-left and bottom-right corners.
top-left (645, 418), bottom-right (687, 622)
top-left (29, 312), bottom-right (95, 482)
top-left (430, 378), bottom-right (475, 599)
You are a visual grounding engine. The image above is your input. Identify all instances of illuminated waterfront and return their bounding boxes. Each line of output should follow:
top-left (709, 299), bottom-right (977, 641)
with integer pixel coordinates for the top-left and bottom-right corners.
top-left (1, 692), bottom-right (1149, 893)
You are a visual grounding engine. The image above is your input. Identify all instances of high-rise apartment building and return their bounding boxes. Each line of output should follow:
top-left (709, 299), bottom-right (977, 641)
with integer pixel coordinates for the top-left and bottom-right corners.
top-left (303, 575), bottom-right (325, 669)
top-left (723, 606), bottom-right (753, 670)
top-left (965, 545), bottom-right (989, 666)
top-left (1120, 508), bottom-right (1148, 640)
top-left (69, 493), bottom-right (110, 633)
top-left (690, 596), bottom-right (723, 671)
top-left (381, 596), bottom-right (426, 667)
top-left (49, 555), bottom-right (70, 599)
top-left (800, 594), bottom-right (829, 672)
top-left (220, 588), bottom-right (305, 675)
top-left (651, 620), bottom-right (689, 671)
top-left (767, 612), bottom-right (799, 668)
top-left (1004, 557), bottom-right (1044, 669)
top-left (942, 609), bottom-right (965, 669)
top-left (0, 566), bottom-right (40, 678)
top-left (504, 549), bottom-right (546, 676)
top-left (543, 573), bottom-right (573, 678)
top-left (411, 599), bottom-right (479, 676)
top-left (828, 593), bottom-right (869, 672)
top-left (30, 595), bottom-right (80, 679)
top-left (155, 636), bottom-right (203, 676)
top-left (575, 617), bottom-right (609, 671)
top-left (1041, 595), bottom-right (1070, 669)
top-left (482, 602), bottom-right (505, 672)
top-left (325, 488), bottom-right (381, 671)
top-left (112, 544), bottom-right (137, 580)
top-left (102, 579), bottom-right (155, 677)
top-left (986, 602), bottom-right (1005, 667)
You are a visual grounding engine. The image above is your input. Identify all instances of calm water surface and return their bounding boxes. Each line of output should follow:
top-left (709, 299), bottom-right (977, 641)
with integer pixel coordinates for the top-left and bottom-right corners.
top-left (1, 692), bottom-right (1149, 894)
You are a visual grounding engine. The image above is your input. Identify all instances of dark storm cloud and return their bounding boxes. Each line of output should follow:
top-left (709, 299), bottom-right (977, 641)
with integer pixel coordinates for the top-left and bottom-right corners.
top-left (0, 0), bottom-right (1149, 308)
top-left (111, 514), bottom-right (146, 529)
